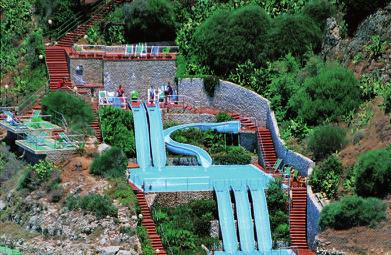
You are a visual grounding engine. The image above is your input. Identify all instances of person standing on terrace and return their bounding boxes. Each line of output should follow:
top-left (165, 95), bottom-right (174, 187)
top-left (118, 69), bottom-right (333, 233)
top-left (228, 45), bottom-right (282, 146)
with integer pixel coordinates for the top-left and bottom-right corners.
top-left (116, 85), bottom-right (125, 97)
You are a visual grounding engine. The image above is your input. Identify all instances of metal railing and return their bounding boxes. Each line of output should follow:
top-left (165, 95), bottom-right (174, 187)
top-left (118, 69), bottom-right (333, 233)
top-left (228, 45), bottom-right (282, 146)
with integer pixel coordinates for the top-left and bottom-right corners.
top-left (46, 0), bottom-right (107, 41)
top-left (16, 85), bottom-right (48, 115)
top-left (74, 44), bottom-right (178, 53)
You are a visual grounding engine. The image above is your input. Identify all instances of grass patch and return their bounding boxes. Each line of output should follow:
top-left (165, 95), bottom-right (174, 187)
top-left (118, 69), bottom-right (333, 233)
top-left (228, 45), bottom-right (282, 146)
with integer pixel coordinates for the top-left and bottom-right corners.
top-left (65, 194), bottom-right (118, 219)
top-left (106, 178), bottom-right (138, 214)
top-left (0, 222), bottom-right (38, 239)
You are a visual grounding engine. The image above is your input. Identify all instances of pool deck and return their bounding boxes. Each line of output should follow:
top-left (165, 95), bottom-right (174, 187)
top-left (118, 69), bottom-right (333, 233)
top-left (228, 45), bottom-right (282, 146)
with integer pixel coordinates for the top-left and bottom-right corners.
top-left (129, 164), bottom-right (273, 192)
top-left (16, 139), bottom-right (77, 154)
top-left (0, 120), bottom-right (62, 134)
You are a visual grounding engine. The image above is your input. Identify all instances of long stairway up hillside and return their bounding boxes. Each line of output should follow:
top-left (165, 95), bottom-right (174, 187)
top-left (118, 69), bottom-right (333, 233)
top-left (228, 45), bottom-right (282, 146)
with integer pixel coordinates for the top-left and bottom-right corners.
top-left (46, 47), bottom-right (72, 91)
top-left (136, 193), bottom-right (167, 255)
top-left (290, 187), bottom-right (314, 255)
top-left (56, 1), bottom-right (116, 47)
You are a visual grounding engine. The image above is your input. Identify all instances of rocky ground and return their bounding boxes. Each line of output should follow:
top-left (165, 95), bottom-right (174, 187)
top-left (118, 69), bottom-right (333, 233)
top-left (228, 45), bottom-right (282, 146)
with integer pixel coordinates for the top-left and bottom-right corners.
top-left (0, 145), bottom-right (141, 254)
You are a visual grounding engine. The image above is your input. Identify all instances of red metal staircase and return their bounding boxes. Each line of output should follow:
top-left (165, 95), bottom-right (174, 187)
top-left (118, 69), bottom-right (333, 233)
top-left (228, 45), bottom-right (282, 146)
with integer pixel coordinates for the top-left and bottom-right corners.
top-left (136, 193), bottom-right (167, 255)
top-left (290, 186), bottom-right (314, 254)
top-left (257, 127), bottom-right (278, 172)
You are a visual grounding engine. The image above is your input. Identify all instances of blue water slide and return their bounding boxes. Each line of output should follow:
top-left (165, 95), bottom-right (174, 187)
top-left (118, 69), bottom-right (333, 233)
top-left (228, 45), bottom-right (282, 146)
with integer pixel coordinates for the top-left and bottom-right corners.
top-left (146, 103), bottom-right (167, 168)
top-left (249, 185), bottom-right (273, 252)
top-left (130, 102), bottom-right (152, 168)
top-left (163, 121), bottom-right (241, 167)
top-left (232, 183), bottom-right (256, 253)
top-left (214, 183), bottom-right (239, 253)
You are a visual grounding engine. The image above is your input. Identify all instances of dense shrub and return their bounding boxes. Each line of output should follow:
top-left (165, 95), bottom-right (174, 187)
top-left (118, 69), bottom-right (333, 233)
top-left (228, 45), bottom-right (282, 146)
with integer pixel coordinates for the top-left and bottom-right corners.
top-left (309, 154), bottom-right (343, 199)
top-left (152, 199), bottom-right (218, 254)
top-left (42, 91), bottom-right (93, 134)
top-left (124, 0), bottom-right (176, 42)
top-left (302, 0), bottom-right (336, 28)
top-left (99, 106), bottom-right (135, 157)
top-left (289, 64), bottom-right (361, 125)
top-left (354, 148), bottom-right (391, 198)
top-left (268, 14), bottom-right (322, 59)
top-left (228, 59), bottom-right (274, 95)
top-left (18, 160), bottom-right (61, 191)
top-left (0, 144), bottom-right (25, 184)
top-left (65, 194), bottom-right (118, 219)
top-left (20, 29), bottom-right (45, 68)
top-left (340, 0), bottom-right (388, 36)
top-left (319, 195), bottom-right (386, 230)
top-left (307, 125), bottom-right (346, 161)
top-left (90, 147), bottom-right (128, 178)
top-left (213, 146), bottom-right (252, 165)
top-left (216, 112), bottom-right (234, 122)
top-left (267, 178), bottom-right (289, 245)
top-left (106, 178), bottom-right (138, 214)
top-left (203, 75), bottom-right (219, 97)
top-left (35, 0), bottom-right (81, 32)
top-left (192, 5), bottom-right (271, 75)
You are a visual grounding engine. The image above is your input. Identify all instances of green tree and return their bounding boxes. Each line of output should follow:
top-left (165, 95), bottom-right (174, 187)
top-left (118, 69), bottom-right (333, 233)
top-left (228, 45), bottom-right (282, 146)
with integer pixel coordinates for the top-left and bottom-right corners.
top-left (354, 148), bottom-right (391, 198)
top-left (90, 147), bottom-right (128, 178)
top-left (289, 63), bottom-right (361, 125)
top-left (307, 125), bottom-right (346, 161)
top-left (302, 0), bottom-right (336, 28)
top-left (42, 91), bottom-right (94, 134)
top-left (192, 5), bottom-right (271, 75)
top-left (124, 0), bottom-right (176, 42)
top-left (268, 14), bottom-right (322, 59)
top-left (309, 154), bottom-right (343, 198)
top-left (319, 195), bottom-right (386, 230)
top-left (99, 106), bottom-right (135, 157)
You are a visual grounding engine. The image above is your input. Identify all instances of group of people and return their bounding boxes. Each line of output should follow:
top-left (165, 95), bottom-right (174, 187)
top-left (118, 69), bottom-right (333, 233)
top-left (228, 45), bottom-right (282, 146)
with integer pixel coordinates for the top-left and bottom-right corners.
top-left (113, 82), bottom-right (178, 104)
top-left (148, 82), bottom-right (177, 104)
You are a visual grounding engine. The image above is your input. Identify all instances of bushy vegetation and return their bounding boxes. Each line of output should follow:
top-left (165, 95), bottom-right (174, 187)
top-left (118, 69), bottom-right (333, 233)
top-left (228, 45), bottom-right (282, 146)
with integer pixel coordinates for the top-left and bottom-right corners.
top-left (42, 91), bottom-right (94, 134)
top-left (65, 193), bottom-right (118, 219)
top-left (90, 147), bottom-right (128, 178)
top-left (309, 154), bottom-right (343, 199)
top-left (99, 106), bottom-right (135, 157)
top-left (17, 160), bottom-right (61, 196)
top-left (216, 112), bottom-right (234, 122)
top-left (267, 178), bottom-right (290, 246)
top-left (307, 125), bottom-right (346, 161)
top-left (0, 144), bottom-right (25, 185)
top-left (192, 5), bottom-right (271, 76)
top-left (213, 146), bottom-right (252, 165)
top-left (319, 195), bottom-right (387, 230)
top-left (353, 148), bottom-right (391, 198)
top-left (171, 128), bottom-right (252, 165)
top-left (106, 178), bottom-right (138, 214)
top-left (268, 14), bottom-right (322, 60)
top-left (290, 64), bottom-right (361, 125)
top-left (152, 199), bottom-right (218, 254)
top-left (124, 0), bottom-right (176, 42)
top-left (302, 0), bottom-right (336, 28)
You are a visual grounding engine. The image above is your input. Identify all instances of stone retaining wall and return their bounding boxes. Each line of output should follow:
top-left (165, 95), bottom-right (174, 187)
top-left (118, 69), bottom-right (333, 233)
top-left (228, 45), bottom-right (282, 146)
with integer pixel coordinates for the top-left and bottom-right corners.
top-left (70, 59), bottom-right (103, 85)
top-left (163, 113), bottom-right (216, 124)
top-left (178, 79), bottom-right (269, 126)
top-left (104, 60), bottom-right (176, 99)
top-left (69, 59), bottom-right (176, 99)
top-left (178, 78), bottom-right (322, 246)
